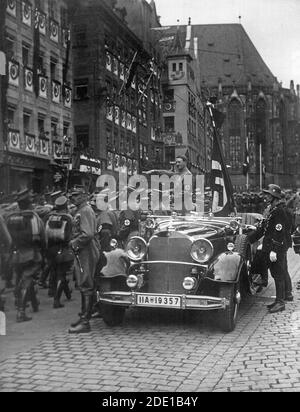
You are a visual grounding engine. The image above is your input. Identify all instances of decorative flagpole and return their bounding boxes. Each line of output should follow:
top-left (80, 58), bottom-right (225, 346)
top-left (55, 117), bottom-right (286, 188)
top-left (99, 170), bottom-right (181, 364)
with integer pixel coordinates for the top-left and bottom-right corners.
top-left (259, 143), bottom-right (262, 191)
top-left (246, 134), bottom-right (249, 191)
top-left (206, 101), bottom-right (236, 213)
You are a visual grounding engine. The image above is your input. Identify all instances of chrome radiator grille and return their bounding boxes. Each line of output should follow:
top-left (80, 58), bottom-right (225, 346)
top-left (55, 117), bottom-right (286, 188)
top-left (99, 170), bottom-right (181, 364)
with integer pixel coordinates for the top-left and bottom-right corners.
top-left (146, 233), bottom-right (193, 294)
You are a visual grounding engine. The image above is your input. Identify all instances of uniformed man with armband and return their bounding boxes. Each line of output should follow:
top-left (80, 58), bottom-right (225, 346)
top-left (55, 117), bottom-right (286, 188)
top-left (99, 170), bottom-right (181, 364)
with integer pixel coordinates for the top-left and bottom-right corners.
top-left (249, 184), bottom-right (292, 313)
top-left (68, 187), bottom-right (100, 334)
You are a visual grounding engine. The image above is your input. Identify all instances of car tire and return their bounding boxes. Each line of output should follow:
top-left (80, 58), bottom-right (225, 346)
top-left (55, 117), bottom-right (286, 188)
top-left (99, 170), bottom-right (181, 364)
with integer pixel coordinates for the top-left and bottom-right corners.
top-left (102, 304), bottom-right (126, 327)
top-left (217, 283), bottom-right (240, 333)
top-left (234, 234), bottom-right (249, 260)
top-left (235, 234), bottom-right (252, 295)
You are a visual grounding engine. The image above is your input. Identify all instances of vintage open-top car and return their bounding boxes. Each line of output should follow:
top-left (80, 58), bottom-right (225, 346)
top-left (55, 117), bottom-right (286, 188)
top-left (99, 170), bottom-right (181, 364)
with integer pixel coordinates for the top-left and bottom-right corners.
top-left (96, 212), bottom-right (262, 332)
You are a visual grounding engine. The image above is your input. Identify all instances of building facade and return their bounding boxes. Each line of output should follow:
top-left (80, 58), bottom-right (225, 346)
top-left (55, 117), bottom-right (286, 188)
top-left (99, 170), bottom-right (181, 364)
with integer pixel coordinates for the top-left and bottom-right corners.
top-left (0, 0), bottom-right (73, 194)
top-left (191, 24), bottom-right (300, 190)
top-left (158, 23), bottom-right (213, 175)
top-left (68, 0), bottom-right (163, 189)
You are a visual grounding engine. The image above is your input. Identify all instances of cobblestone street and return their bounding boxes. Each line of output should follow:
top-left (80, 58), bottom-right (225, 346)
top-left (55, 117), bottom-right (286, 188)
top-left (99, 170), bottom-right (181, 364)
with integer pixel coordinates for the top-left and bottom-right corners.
top-left (0, 250), bottom-right (300, 392)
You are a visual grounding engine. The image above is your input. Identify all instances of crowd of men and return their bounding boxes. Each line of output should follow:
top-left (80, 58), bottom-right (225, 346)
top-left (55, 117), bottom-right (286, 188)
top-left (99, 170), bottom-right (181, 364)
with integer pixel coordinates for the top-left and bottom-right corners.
top-left (0, 186), bottom-right (130, 334)
top-left (1, 178), bottom-right (300, 331)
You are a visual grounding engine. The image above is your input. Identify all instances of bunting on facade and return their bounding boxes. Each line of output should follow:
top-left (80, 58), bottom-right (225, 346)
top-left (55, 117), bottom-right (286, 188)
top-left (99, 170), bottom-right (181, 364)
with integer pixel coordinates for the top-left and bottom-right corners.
top-left (33, 6), bottom-right (40, 97)
top-left (62, 28), bottom-right (71, 96)
top-left (207, 103), bottom-right (236, 216)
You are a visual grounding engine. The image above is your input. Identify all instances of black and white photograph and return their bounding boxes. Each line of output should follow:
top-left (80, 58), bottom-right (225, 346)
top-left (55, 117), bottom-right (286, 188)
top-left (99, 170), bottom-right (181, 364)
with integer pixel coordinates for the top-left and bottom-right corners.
top-left (0, 0), bottom-right (300, 395)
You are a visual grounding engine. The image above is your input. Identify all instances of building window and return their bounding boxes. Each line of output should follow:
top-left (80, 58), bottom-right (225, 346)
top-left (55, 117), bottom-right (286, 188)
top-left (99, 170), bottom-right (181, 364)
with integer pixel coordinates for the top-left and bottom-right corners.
top-left (63, 122), bottom-right (70, 138)
top-left (50, 58), bottom-right (57, 81)
top-left (49, 0), bottom-right (57, 19)
top-left (164, 116), bottom-right (175, 133)
top-left (38, 115), bottom-right (45, 136)
top-left (22, 44), bottom-right (30, 67)
top-left (23, 112), bottom-right (31, 133)
top-left (164, 89), bottom-right (174, 101)
top-left (74, 25), bottom-right (87, 47)
top-left (165, 146), bottom-right (175, 164)
top-left (229, 136), bottom-right (241, 169)
top-left (7, 107), bottom-right (16, 128)
top-left (51, 118), bottom-right (59, 139)
top-left (74, 79), bottom-right (89, 100)
top-left (179, 62), bottom-right (183, 71)
top-left (228, 99), bottom-right (242, 170)
top-left (38, 52), bottom-right (46, 75)
top-left (76, 126), bottom-right (89, 150)
top-left (172, 63), bottom-right (176, 72)
top-left (6, 35), bottom-right (15, 60)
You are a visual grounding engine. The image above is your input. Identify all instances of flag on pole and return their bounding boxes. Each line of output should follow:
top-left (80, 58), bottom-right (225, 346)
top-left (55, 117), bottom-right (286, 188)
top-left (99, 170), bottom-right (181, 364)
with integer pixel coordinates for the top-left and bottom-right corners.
top-left (119, 51), bottom-right (138, 94)
top-left (62, 29), bottom-right (71, 90)
top-left (242, 143), bottom-right (250, 176)
top-left (207, 103), bottom-right (236, 216)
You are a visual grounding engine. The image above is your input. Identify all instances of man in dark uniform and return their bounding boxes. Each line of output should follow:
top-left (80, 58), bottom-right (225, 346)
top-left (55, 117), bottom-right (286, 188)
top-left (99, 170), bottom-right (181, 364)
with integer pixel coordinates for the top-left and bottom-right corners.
top-left (45, 196), bottom-right (74, 309)
top-left (6, 189), bottom-right (45, 322)
top-left (0, 215), bottom-right (12, 311)
top-left (68, 187), bottom-right (100, 333)
top-left (249, 184), bottom-right (292, 313)
top-left (91, 193), bottom-right (119, 252)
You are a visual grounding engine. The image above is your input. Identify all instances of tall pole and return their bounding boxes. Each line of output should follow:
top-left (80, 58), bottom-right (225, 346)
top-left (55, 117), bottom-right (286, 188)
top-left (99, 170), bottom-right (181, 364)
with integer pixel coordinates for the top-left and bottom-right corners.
top-left (246, 133), bottom-right (249, 191)
top-left (259, 143), bottom-right (262, 191)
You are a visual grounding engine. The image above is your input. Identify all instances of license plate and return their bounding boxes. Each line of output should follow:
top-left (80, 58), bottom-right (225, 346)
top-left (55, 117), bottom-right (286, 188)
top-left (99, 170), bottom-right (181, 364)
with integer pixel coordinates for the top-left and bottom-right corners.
top-left (136, 294), bottom-right (182, 308)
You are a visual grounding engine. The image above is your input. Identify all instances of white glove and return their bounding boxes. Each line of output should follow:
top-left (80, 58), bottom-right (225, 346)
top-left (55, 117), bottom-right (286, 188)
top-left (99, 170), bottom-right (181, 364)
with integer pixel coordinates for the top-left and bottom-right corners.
top-left (270, 251), bottom-right (277, 262)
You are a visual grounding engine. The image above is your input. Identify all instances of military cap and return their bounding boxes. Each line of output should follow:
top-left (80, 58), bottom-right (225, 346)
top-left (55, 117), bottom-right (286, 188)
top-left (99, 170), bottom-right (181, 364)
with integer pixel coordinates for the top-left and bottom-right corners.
top-left (69, 186), bottom-right (87, 196)
top-left (263, 184), bottom-right (282, 199)
top-left (55, 196), bottom-right (68, 210)
top-left (16, 188), bottom-right (30, 202)
top-left (50, 190), bottom-right (63, 199)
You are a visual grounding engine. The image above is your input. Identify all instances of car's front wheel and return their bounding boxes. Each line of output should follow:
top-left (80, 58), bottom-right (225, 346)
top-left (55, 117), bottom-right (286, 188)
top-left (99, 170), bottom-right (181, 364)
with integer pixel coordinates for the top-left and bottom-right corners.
top-left (217, 283), bottom-right (240, 333)
top-left (102, 304), bottom-right (126, 327)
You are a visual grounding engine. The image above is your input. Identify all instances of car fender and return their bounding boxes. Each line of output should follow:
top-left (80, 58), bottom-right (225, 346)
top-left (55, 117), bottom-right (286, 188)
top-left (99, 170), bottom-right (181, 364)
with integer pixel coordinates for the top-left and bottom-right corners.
top-left (207, 252), bottom-right (245, 283)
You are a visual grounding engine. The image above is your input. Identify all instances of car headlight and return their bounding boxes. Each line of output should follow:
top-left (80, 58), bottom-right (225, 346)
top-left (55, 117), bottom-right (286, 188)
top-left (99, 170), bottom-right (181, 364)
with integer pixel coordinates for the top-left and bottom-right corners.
top-left (110, 239), bottom-right (118, 250)
top-left (145, 217), bottom-right (155, 229)
top-left (126, 275), bottom-right (138, 289)
top-left (227, 242), bottom-right (235, 251)
top-left (125, 236), bottom-right (147, 261)
top-left (296, 226), bottom-right (300, 234)
top-left (229, 220), bottom-right (239, 231)
top-left (182, 277), bottom-right (196, 291)
top-left (190, 238), bottom-right (214, 263)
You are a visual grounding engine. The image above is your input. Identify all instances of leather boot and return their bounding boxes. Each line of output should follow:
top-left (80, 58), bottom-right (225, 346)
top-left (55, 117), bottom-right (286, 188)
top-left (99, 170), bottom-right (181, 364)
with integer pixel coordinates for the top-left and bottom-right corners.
top-left (284, 294), bottom-right (294, 302)
top-left (70, 293), bottom-right (85, 327)
top-left (28, 281), bottom-right (40, 313)
top-left (53, 280), bottom-right (65, 309)
top-left (16, 288), bottom-right (32, 323)
top-left (63, 280), bottom-right (72, 301)
top-left (69, 295), bottom-right (93, 334)
top-left (48, 270), bottom-right (56, 298)
top-left (267, 301), bottom-right (277, 309)
top-left (268, 302), bottom-right (285, 313)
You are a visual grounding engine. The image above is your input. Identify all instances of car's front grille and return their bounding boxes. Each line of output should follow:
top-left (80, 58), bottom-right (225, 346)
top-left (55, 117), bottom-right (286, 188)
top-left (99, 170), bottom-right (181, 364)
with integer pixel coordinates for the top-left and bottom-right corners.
top-left (146, 233), bottom-right (193, 294)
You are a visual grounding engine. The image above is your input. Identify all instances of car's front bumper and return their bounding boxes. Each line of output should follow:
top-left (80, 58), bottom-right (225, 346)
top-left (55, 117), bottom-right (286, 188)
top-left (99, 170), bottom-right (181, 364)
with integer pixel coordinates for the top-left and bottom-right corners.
top-left (98, 291), bottom-right (229, 311)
